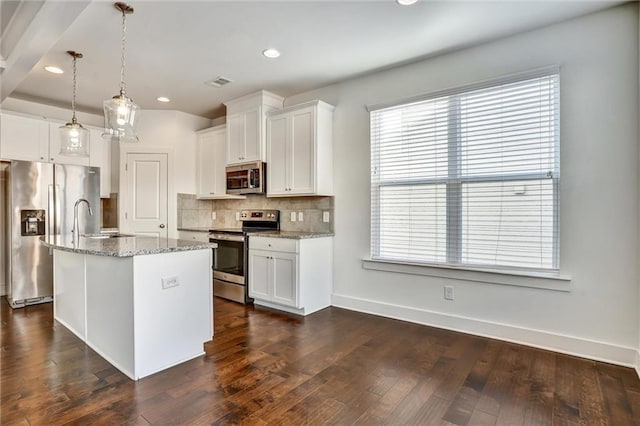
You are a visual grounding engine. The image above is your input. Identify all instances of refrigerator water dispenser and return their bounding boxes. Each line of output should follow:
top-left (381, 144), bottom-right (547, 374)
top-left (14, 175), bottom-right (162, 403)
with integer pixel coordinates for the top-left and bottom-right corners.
top-left (20, 209), bottom-right (46, 236)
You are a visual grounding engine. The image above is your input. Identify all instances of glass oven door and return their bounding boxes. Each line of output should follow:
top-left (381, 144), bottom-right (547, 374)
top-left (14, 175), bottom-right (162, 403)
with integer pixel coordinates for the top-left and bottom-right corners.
top-left (210, 234), bottom-right (245, 285)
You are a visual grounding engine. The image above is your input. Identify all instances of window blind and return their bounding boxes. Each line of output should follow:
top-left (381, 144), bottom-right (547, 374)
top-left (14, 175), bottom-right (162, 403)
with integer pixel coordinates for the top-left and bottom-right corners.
top-left (370, 72), bottom-right (559, 271)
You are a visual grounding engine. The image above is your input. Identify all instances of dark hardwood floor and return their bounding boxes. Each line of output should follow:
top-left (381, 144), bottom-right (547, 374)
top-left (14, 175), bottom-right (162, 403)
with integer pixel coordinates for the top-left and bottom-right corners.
top-left (2, 296), bottom-right (639, 425)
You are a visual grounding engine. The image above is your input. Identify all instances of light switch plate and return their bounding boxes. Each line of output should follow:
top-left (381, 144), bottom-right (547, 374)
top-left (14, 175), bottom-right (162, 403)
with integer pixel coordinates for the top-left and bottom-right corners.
top-left (323, 211), bottom-right (330, 223)
top-left (211, 211), bottom-right (217, 220)
top-left (290, 211), bottom-right (297, 222)
top-left (298, 211), bottom-right (304, 221)
top-left (235, 211), bottom-right (240, 221)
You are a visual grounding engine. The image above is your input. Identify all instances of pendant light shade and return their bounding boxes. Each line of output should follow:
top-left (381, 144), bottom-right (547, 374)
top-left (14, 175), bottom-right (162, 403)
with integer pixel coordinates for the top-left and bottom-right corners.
top-left (103, 92), bottom-right (140, 142)
top-left (60, 51), bottom-right (89, 157)
top-left (103, 2), bottom-right (139, 143)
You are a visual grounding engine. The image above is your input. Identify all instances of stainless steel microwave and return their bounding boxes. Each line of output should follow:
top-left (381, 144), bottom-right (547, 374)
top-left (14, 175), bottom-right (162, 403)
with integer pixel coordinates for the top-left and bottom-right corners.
top-left (226, 162), bottom-right (266, 195)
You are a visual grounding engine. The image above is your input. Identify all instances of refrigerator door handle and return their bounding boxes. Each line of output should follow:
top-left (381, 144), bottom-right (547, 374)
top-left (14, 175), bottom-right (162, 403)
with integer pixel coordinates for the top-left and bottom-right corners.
top-left (48, 184), bottom-right (55, 236)
top-left (54, 184), bottom-right (61, 235)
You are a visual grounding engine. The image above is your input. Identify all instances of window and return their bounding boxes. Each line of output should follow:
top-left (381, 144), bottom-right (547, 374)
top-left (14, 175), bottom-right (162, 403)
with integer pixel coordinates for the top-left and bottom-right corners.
top-left (370, 71), bottom-right (559, 271)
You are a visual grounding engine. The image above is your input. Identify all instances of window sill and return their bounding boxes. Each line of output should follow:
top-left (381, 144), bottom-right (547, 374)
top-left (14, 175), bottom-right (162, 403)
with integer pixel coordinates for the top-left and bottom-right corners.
top-left (362, 258), bottom-right (572, 292)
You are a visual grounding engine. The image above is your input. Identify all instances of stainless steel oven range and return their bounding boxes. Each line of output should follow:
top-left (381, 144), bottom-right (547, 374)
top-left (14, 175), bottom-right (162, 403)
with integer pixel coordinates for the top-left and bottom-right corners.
top-left (209, 209), bottom-right (279, 304)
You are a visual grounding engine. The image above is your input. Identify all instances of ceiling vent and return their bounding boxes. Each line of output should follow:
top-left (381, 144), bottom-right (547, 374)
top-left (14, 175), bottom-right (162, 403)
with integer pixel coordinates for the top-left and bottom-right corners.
top-left (205, 76), bottom-right (233, 88)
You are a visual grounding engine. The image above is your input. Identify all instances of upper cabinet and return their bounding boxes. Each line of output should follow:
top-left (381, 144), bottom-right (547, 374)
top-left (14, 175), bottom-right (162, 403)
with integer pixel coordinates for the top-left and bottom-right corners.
top-left (1, 113), bottom-right (112, 198)
top-left (1, 114), bottom-right (50, 162)
top-left (224, 91), bottom-right (284, 165)
top-left (266, 100), bottom-right (334, 197)
top-left (196, 124), bottom-right (245, 199)
top-left (1, 113), bottom-right (89, 166)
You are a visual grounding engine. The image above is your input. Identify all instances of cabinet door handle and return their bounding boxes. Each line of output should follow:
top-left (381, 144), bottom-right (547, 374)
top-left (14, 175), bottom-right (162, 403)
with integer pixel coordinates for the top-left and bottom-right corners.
top-left (159, 224), bottom-right (165, 229)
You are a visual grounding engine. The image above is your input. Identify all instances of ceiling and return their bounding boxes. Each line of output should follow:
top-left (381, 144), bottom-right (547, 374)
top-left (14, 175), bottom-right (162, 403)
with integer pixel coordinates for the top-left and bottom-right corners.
top-left (2, 0), bottom-right (623, 119)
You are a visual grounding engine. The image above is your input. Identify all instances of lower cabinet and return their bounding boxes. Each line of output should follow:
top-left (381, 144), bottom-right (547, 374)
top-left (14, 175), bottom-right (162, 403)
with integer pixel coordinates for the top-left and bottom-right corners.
top-left (248, 236), bottom-right (332, 316)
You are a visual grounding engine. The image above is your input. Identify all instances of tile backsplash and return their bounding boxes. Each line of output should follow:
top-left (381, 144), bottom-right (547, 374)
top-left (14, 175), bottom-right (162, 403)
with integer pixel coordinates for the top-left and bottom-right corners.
top-left (177, 194), bottom-right (334, 233)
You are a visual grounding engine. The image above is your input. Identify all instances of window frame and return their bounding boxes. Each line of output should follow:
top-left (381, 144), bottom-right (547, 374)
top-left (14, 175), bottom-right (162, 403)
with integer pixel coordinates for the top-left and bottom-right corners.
top-left (369, 67), bottom-right (560, 273)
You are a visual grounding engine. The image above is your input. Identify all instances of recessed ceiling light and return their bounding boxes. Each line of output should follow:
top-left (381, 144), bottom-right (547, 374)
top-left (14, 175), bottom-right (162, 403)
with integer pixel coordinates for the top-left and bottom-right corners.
top-left (396, 0), bottom-right (418, 5)
top-left (157, 96), bottom-right (170, 103)
top-left (262, 48), bottom-right (280, 59)
top-left (45, 66), bottom-right (64, 74)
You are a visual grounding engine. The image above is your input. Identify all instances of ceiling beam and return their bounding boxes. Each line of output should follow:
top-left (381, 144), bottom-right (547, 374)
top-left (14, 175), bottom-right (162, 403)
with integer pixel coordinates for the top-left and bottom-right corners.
top-left (1, 0), bottom-right (91, 102)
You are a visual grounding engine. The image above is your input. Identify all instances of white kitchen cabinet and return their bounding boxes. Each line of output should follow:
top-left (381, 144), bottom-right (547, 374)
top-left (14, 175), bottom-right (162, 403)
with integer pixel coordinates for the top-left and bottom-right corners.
top-left (224, 91), bottom-right (283, 165)
top-left (248, 235), bottom-right (332, 316)
top-left (0, 113), bottom-right (109, 179)
top-left (196, 125), bottom-right (224, 198)
top-left (89, 128), bottom-right (111, 198)
top-left (1, 113), bottom-right (50, 162)
top-left (178, 230), bottom-right (210, 243)
top-left (248, 250), bottom-right (275, 301)
top-left (249, 249), bottom-right (298, 307)
top-left (1, 114), bottom-right (111, 196)
top-left (195, 125), bottom-right (245, 200)
top-left (266, 100), bottom-right (334, 197)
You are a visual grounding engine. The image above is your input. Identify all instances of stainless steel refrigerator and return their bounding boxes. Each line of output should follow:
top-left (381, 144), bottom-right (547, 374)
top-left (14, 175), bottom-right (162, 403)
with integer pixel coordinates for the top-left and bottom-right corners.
top-left (1, 160), bottom-right (100, 308)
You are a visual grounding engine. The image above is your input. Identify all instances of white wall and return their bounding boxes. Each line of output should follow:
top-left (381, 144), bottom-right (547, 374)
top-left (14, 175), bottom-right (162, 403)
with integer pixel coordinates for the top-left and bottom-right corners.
top-left (125, 110), bottom-right (211, 237)
top-left (287, 4), bottom-right (640, 367)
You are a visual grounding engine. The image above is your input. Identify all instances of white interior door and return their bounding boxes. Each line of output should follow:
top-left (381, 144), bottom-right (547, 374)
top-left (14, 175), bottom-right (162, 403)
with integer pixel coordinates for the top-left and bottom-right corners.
top-left (126, 153), bottom-right (168, 238)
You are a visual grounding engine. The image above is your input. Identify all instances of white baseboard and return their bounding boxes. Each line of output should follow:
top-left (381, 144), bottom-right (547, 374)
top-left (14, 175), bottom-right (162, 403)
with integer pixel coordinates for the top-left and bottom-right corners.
top-left (332, 293), bottom-right (638, 370)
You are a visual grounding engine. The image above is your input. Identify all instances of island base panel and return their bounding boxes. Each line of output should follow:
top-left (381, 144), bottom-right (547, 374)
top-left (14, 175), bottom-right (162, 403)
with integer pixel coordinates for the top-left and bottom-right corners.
top-left (53, 250), bottom-right (87, 340)
top-left (86, 255), bottom-right (135, 378)
top-left (132, 249), bottom-right (213, 379)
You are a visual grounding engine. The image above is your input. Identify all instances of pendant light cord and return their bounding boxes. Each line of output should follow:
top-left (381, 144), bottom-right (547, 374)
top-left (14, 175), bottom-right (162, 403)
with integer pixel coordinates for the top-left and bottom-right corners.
top-left (71, 54), bottom-right (78, 124)
top-left (120, 7), bottom-right (127, 95)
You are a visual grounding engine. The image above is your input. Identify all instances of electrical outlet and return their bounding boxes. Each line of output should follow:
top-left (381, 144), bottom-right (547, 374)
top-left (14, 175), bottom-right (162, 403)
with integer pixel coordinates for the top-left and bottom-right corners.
top-left (290, 211), bottom-right (297, 222)
top-left (444, 285), bottom-right (454, 300)
top-left (162, 276), bottom-right (180, 289)
top-left (211, 211), bottom-right (217, 221)
top-left (323, 211), bottom-right (330, 223)
top-left (298, 211), bottom-right (304, 221)
top-left (235, 211), bottom-right (240, 221)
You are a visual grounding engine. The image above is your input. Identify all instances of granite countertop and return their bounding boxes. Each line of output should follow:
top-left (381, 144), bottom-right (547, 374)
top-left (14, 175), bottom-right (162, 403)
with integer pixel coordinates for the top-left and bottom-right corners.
top-left (177, 227), bottom-right (212, 233)
top-left (245, 230), bottom-right (334, 239)
top-left (41, 235), bottom-right (217, 258)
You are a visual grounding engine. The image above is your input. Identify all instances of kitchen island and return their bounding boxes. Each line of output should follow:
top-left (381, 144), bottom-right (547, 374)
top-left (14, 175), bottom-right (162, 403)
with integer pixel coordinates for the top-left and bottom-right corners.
top-left (41, 235), bottom-right (216, 380)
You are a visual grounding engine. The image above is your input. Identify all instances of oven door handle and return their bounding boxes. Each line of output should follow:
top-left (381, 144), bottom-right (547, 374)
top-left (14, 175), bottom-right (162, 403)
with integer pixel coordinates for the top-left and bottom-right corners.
top-left (210, 234), bottom-right (245, 242)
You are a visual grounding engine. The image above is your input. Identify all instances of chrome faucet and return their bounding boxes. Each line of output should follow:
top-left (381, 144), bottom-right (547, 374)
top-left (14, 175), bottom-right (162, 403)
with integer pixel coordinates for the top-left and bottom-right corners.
top-left (73, 198), bottom-right (93, 245)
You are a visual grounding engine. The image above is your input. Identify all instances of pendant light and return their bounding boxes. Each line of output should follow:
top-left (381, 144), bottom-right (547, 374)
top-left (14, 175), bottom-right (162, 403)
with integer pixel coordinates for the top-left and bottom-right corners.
top-left (59, 51), bottom-right (89, 157)
top-left (103, 2), bottom-right (139, 143)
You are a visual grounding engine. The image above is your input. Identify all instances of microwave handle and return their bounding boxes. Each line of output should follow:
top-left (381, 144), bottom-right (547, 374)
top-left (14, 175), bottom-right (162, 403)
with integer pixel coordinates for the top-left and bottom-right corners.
top-left (249, 169), bottom-right (254, 188)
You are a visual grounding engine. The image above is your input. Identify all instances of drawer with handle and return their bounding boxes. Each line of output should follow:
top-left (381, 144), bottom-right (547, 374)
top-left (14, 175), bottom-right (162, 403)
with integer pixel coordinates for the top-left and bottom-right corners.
top-left (249, 236), bottom-right (298, 253)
